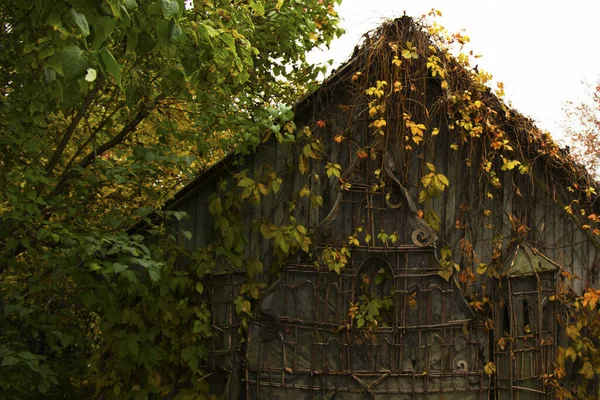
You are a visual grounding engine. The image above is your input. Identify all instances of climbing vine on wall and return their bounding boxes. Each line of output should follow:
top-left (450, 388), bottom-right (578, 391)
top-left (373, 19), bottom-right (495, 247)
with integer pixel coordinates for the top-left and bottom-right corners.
top-left (195, 9), bottom-right (600, 398)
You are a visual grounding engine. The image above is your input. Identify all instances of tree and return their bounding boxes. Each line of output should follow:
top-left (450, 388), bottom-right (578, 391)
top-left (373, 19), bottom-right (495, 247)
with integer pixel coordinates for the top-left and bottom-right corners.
top-left (562, 80), bottom-right (600, 178)
top-left (0, 0), bottom-right (343, 398)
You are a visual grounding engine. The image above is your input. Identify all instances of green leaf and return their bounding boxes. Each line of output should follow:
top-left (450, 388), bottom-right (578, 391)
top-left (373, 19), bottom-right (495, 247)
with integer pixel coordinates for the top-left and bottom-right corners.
top-left (195, 282), bottom-right (204, 294)
top-left (128, 338), bottom-right (139, 356)
top-left (247, 259), bottom-right (263, 277)
top-left (366, 301), bottom-right (380, 318)
top-left (1, 355), bottom-right (19, 366)
top-left (279, 237), bottom-right (289, 254)
top-left (43, 66), bottom-right (57, 83)
top-left (160, 0), bottom-right (180, 19)
top-left (169, 19), bottom-right (184, 43)
top-left (123, 0), bottom-right (139, 11)
top-left (148, 264), bottom-right (161, 282)
top-left (237, 177), bottom-right (255, 187)
top-left (62, 45), bottom-right (89, 81)
top-left (424, 209), bottom-right (440, 232)
top-left (208, 197), bottom-right (223, 215)
top-left (113, 263), bottom-right (128, 274)
top-left (91, 16), bottom-right (117, 49)
top-left (68, 9), bottom-right (90, 37)
top-left (100, 48), bottom-right (121, 85)
top-left (89, 263), bottom-right (102, 271)
top-left (138, 31), bottom-right (157, 54)
top-left (17, 351), bottom-right (37, 360)
top-left (118, 3), bottom-right (131, 26)
top-left (192, 320), bottom-right (206, 334)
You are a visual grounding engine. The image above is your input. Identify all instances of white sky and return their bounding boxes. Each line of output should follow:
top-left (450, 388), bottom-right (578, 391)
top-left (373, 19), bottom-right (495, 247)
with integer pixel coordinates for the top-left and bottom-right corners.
top-left (308, 0), bottom-right (600, 142)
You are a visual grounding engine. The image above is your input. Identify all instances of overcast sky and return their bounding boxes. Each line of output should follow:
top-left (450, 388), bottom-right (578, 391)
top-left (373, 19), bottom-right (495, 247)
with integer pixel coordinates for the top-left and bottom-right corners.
top-left (308, 1), bottom-right (600, 142)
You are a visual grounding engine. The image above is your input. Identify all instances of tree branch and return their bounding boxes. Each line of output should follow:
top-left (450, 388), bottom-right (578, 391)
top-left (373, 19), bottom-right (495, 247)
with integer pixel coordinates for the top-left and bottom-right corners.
top-left (48, 95), bottom-right (165, 199)
top-left (45, 75), bottom-right (104, 176)
top-left (62, 100), bottom-right (127, 175)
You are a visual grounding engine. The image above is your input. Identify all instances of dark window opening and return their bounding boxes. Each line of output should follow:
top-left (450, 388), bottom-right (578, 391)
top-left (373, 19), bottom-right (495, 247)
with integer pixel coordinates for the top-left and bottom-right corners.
top-left (523, 298), bottom-right (530, 334)
top-left (502, 304), bottom-right (511, 336)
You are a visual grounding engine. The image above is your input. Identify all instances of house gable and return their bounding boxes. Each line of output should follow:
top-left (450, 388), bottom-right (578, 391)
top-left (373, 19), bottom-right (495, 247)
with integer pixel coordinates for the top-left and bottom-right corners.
top-left (158, 16), bottom-right (600, 399)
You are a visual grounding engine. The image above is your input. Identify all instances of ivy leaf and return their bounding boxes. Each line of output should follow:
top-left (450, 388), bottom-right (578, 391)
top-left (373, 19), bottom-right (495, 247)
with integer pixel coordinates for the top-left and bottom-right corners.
top-left (580, 361), bottom-right (594, 380)
top-left (62, 45), bottom-right (89, 81)
top-left (100, 48), bottom-right (121, 85)
top-left (237, 177), bottom-right (255, 187)
top-left (438, 267), bottom-right (453, 281)
top-left (484, 361), bottom-right (496, 376)
top-left (366, 301), bottom-right (380, 318)
top-left (246, 259), bottom-right (263, 277)
top-left (477, 263), bottom-right (488, 275)
top-left (424, 209), bottom-right (440, 232)
top-left (208, 197), bottom-right (223, 215)
top-left (68, 9), bottom-right (90, 37)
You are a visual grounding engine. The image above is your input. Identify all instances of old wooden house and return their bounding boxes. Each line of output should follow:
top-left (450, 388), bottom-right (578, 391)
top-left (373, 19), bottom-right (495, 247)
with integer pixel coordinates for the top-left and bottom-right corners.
top-left (159, 17), bottom-right (600, 399)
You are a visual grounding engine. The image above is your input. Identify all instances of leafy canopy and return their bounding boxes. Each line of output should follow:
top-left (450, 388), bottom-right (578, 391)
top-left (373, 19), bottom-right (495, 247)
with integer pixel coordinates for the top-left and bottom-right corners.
top-left (0, 0), bottom-right (342, 398)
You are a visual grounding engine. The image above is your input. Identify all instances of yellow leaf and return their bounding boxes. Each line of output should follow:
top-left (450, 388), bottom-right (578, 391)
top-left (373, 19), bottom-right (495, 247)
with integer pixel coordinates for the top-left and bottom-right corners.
top-left (565, 346), bottom-right (577, 363)
top-left (484, 362), bottom-right (496, 376)
top-left (477, 263), bottom-right (488, 275)
top-left (565, 325), bottom-right (581, 340)
top-left (299, 186), bottom-right (311, 198)
top-left (257, 183), bottom-right (268, 195)
top-left (438, 266), bottom-right (453, 281)
top-left (580, 361), bottom-right (594, 380)
top-left (299, 156), bottom-right (308, 175)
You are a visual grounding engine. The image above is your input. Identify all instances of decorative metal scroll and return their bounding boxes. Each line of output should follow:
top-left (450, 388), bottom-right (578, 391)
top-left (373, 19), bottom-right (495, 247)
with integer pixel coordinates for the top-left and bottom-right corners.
top-left (411, 226), bottom-right (436, 247)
